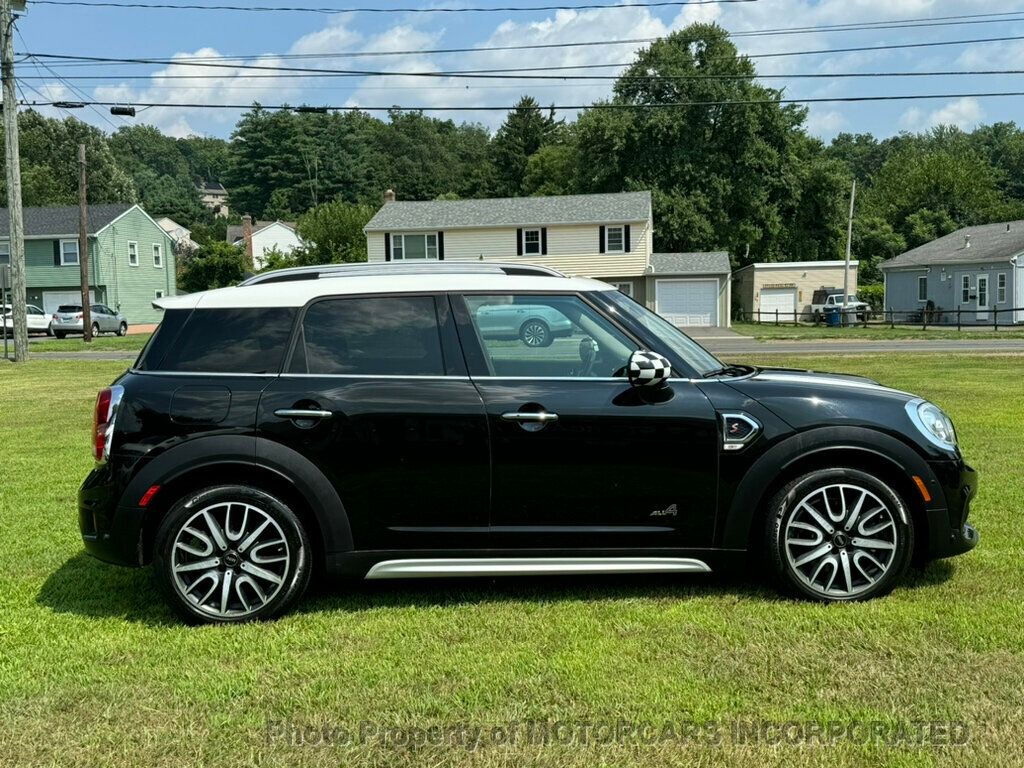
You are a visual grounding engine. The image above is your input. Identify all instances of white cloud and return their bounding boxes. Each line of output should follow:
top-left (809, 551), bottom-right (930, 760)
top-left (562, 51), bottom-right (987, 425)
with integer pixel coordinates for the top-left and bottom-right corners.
top-left (899, 96), bottom-right (985, 131)
top-left (806, 109), bottom-right (846, 136)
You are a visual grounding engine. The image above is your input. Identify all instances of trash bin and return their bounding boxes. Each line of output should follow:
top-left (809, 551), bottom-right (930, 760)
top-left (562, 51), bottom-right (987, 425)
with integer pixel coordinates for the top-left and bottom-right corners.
top-left (824, 307), bottom-right (842, 327)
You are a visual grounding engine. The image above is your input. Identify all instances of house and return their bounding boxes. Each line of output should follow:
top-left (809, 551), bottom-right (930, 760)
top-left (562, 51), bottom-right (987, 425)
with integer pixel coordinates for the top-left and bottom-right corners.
top-left (0, 203), bottom-right (176, 325)
top-left (227, 216), bottom-right (302, 271)
top-left (197, 181), bottom-right (229, 218)
top-left (644, 252), bottom-right (732, 328)
top-left (362, 189), bottom-right (732, 328)
top-left (157, 217), bottom-right (199, 256)
top-left (880, 222), bottom-right (1024, 325)
top-left (733, 260), bottom-right (859, 322)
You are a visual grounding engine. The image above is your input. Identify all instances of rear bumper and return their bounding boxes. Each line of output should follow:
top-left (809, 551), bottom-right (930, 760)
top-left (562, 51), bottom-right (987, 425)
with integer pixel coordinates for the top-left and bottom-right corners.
top-left (79, 462), bottom-right (146, 567)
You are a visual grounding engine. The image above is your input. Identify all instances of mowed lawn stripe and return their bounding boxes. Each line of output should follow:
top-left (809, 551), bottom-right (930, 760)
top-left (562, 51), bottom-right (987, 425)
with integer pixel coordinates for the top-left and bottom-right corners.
top-left (1, 356), bottom-right (1022, 767)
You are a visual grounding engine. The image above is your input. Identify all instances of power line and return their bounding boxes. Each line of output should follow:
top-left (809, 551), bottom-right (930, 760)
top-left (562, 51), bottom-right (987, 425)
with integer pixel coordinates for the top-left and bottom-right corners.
top-left (27, 0), bottom-right (757, 14)
top-left (22, 91), bottom-right (1024, 112)
top-left (21, 11), bottom-right (1024, 67)
top-left (25, 34), bottom-right (1024, 82)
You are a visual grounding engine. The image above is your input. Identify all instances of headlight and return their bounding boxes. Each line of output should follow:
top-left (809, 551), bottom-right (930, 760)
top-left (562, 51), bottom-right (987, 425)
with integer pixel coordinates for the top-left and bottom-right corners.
top-left (905, 398), bottom-right (957, 450)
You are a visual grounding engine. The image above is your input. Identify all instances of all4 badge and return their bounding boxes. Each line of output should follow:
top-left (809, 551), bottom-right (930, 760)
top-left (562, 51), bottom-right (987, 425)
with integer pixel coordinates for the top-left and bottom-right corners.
top-left (650, 503), bottom-right (678, 518)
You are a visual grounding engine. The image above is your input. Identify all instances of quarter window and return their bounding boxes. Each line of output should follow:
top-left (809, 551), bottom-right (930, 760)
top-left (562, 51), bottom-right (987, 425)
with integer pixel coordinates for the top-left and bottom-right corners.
top-left (605, 226), bottom-right (625, 253)
top-left (149, 308), bottom-right (296, 373)
top-left (60, 240), bottom-right (80, 266)
top-left (997, 273), bottom-right (1007, 303)
top-left (523, 228), bottom-right (541, 255)
top-left (128, 241), bottom-right (139, 267)
top-left (291, 296), bottom-right (444, 376)
top-left (464, 294), bottom-right (635, 378)
top-left (917, 275), bottom-right (928, 302)
top-left (961, 275), bottom-right (970, 304)
top-left (153, 244), bottom-right (164, 268)
top-left (392, 233), bottom-right (438, 261)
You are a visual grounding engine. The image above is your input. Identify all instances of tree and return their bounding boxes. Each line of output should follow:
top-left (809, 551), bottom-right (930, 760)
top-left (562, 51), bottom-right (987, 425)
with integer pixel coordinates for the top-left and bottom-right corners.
top-left (489, 96), bottom-right (559, 197)
top-left (294, 200), bottom-right (376, 264)
top-left (178, 240), bottom-right (245, 292)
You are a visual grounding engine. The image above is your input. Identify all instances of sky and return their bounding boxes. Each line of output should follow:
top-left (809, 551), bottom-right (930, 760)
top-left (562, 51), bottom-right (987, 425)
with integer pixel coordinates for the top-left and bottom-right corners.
top-left (13, 0), bottom-right (1024, 141)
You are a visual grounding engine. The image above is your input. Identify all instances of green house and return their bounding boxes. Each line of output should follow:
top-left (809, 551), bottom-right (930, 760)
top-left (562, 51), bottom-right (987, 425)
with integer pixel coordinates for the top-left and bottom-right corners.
top-left (0, 203), bottom-right (176, 325)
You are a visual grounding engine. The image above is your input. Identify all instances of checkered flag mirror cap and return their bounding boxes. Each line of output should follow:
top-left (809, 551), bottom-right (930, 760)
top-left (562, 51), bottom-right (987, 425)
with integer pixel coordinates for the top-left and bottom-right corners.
top-left (627, 350), bottom-right (672, 388)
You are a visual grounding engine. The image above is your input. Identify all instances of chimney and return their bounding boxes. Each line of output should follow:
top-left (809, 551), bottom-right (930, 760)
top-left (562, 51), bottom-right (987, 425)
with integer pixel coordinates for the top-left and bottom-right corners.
top-left (383, 189), bottom-right (396, 203)
top-left (242, 213), bottom-right (254, 270)
top-left (964, 234), bottom-right (971, 249)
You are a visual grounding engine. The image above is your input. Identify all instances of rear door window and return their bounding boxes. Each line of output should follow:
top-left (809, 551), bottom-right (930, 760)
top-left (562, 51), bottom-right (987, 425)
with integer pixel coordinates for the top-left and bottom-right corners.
top-left (139, 308), bottom-right (296, 374)
top-left (290, 296), bottom-right (444, 376)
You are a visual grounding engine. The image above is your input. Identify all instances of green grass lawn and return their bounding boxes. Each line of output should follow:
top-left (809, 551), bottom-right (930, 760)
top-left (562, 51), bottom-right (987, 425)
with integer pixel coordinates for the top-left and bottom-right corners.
top-left (732, 321), bottom-right (1024, 340)
top-left (23, 333), bottom-right (151, 353)
top-left (1, 356), bottom-right (1022, 767)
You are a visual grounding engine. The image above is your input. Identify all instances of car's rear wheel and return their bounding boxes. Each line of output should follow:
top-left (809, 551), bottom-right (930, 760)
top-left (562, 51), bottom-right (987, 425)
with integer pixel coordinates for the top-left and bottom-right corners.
top-left (117, 322), bottom-right (128, 336)
top-left (765, 468), bottom-right (913, 601)
top-left (54, 331), bottom-right (66, 339)
top-left (153, 485), bottom-right (311, 624)
top-left (91, 322), bottom-right (100, 338)
top-left (520, 319), bottom-right (551, 347)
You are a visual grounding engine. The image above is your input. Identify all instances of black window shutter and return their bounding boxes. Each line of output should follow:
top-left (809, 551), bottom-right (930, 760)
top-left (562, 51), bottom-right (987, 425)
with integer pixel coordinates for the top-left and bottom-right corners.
top-left (599, 226), bottom-right (606, 254)
top-left (516, 228), bottom-right (523, 256)
top-left (53, 240), bottom-right (61, 265)
top-left (437, 231), bottom-right (445, 260)
top-left (541, 227), bottom-right (548, 255)
top-left (624, 224), bottom-right (631, 253)
top-left (384, 232), bottom-right (391, 262)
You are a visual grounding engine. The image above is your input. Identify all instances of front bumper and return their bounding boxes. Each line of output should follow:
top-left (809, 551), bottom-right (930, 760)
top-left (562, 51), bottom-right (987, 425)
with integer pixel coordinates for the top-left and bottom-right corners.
top-left (926, 458), bottom-right (979, 559)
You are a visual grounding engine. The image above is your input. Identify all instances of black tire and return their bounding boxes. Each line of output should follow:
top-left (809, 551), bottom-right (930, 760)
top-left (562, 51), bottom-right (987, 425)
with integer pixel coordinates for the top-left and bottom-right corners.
top-left (153, 485), bottom-right (312, 624)
top-left (764, 468), bottom-right (913, 602)
top-left (117, 322), bottom-right (128, 337)
top-left (91, 322), bottom-right (101, 338)
top-left (54, 332), bottom-right (66, 339)
top-left (520, 318), bottom-right (551, 347)
top-left (47, 327), bottom-right (54, 337)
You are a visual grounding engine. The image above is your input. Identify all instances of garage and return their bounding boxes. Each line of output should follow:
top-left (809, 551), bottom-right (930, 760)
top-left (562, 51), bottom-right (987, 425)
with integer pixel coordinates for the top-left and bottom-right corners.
top-left (42, 290), bottom-right (95, 315)
top-left (655, 279), bottom-right (719, 327)
top-left (758, 287), bottom-right (797, 322)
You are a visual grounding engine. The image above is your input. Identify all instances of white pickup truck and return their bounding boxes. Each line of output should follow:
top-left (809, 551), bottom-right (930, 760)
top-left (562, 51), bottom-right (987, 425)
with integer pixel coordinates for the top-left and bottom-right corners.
top-left (810, 289), bottom-right (871, 322)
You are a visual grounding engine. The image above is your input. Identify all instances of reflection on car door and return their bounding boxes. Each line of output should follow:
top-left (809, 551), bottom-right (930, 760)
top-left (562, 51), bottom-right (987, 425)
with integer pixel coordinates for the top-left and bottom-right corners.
top-left (454, 292), bottom-right (720, 549)
top-left (257, 294), bottom-right (491, 550)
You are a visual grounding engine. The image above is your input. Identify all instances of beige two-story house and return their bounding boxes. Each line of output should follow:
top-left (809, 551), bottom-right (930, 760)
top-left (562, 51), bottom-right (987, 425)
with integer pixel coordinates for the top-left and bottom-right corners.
top-left (363, 190), bottom-right (732, 327)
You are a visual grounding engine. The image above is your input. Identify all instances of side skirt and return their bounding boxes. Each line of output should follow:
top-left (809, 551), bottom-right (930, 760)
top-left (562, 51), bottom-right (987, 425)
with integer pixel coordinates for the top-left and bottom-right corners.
top-left (363, 556), bottom-right (712, 580)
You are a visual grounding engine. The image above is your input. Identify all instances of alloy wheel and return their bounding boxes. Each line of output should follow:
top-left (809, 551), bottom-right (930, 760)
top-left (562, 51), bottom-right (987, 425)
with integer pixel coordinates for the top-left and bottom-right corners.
top-left (783, 483), bottom-right (899, 598)
top-left (170, 501), bottom-right (291, 618)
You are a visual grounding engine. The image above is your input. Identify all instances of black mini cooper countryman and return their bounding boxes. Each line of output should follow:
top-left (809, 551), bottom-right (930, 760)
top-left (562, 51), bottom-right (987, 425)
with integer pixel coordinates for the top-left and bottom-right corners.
top-left (79, 263), bottom-right (978, 623)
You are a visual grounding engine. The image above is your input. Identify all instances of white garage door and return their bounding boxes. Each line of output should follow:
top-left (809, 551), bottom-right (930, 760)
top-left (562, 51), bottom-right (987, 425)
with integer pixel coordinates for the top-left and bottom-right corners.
top-left (759, 288), bottom-right (797, 322)
top-left (43, 290), bottom-right (95, 315)
top-left (656, 279), bottom-right (719, 327)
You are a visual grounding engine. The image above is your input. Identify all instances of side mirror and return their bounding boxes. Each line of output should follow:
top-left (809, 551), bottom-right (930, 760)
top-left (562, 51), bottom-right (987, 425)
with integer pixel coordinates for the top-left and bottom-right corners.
top-left (627, 350), bottom-right (672, 388)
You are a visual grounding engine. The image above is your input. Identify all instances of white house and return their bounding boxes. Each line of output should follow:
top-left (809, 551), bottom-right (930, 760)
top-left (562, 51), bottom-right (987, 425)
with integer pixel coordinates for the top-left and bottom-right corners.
top-left (362, 190), bottom-right (733, 328)
top-left (157, 217), bottom-right (199, 256)
top-left (228, 217), bottom-right (303, 271)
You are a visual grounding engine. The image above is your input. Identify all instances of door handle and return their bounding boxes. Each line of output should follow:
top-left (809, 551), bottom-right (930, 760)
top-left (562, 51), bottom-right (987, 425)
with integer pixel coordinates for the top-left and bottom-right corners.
top-left (501, 411), bottom-right (559, 423)
top-left (274, 408), bottom-right (333, 420)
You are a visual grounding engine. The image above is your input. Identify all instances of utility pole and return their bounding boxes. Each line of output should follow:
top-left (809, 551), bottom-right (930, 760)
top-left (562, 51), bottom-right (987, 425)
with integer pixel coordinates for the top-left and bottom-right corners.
top-left (1, 0), bottom-right (27, 361)
top-left (78, 143), bottom-right (92, 342)
top-left (842, 179), bottom-right (857, 327)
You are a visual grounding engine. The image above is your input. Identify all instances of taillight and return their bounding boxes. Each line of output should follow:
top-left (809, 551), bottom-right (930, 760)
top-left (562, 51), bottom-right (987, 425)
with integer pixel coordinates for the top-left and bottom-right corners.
top-left (93, 385), bottom-right (124, 462)
top-left (75, 313), bottom-right (83, 320)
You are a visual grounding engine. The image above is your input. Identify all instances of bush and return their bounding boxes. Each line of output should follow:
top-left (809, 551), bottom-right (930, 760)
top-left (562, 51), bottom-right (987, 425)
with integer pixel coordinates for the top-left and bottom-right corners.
top-left (178, 241), bottom-right (245, 293)
top-left (859, 283), bottom-right (884, 311)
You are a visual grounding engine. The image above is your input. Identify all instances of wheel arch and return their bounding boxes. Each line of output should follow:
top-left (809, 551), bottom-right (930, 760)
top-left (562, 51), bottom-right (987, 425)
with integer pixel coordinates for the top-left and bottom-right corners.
top-left (122, 435), bottom-right (353, 568)
top-left (721, 426), bottom-right (940, 563)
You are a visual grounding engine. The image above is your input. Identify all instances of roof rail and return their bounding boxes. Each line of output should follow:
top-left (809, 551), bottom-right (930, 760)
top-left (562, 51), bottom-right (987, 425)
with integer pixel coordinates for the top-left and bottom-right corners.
top-left (239, 261), bottom-right (566, 286)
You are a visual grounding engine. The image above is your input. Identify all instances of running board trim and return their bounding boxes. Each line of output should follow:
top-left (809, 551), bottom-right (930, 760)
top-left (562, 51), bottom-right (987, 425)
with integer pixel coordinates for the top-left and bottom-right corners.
top-left (363, 556), bottom-right (712, 580)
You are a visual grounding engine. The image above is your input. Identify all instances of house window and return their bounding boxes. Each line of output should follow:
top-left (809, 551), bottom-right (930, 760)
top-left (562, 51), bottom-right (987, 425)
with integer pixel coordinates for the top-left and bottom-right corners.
top-left (128, 241), bottom-right (139, 267)
top-left (605, 225), bottom-right (625, 253)
top-left (60, 239), bottom-right (80, 266)
top-left (917, 275), bottom-right (928, 302)
top-left (153, 244), bottom-right (164, 268)
top-left (612, 282), bottom-right (633, 297)
top-left (523, 228), bottom-right (541, 255)
top-left (997, 273), bottom-right (1007, 303)
top-left (155, 290), bottom-right (165, 299)
top-left (0, 242), bottom-right (9, 266)
top-left (961, 275), bottom-right (970, 304)
top-left (392, 233), bottom-right (438, 261)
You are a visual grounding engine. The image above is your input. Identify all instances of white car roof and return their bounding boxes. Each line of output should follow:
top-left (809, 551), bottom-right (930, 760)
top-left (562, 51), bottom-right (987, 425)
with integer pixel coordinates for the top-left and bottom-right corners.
top-left (156, 273), bottom-right (617, 311)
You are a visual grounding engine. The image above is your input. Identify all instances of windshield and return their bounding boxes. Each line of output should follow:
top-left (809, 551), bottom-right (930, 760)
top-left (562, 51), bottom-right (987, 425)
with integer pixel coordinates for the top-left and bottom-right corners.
top-left (601, 289), bottom-right (724, 376)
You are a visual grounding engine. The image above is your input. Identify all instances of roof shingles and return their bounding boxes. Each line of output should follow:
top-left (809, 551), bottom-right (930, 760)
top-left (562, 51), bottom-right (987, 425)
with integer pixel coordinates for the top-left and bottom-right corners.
top-left (0, 204), bottom-right (133, 238)
top-left (364, 191), bottom-right (652, 231)
top-left (650, 252), bottom-right (731, 275)
top-left (881, 221), bottom-right (1024, 269)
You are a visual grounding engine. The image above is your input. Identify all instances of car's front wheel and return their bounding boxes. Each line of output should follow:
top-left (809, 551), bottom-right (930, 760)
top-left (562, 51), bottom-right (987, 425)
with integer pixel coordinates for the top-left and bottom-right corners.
top-left (520, 319), bottom-right (551, 347)
top-left (765, 468), bottom-right (913, 601)
top-left (153, 485), bottom-right (311, 624)
top-left (117, 322), bottom-right (128, 336)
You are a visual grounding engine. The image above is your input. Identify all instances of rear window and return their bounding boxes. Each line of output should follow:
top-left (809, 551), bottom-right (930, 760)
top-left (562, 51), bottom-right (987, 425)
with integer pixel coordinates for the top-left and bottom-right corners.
top-left (57, 305), bottom-right (82, 312)
top-left (137, 307), bottom-right (296, 374)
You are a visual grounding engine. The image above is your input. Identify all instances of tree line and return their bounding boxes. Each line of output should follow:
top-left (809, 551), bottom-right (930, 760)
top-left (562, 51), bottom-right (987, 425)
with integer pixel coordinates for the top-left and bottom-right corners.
top-left (4, 23), bottom-right (1024, 290)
